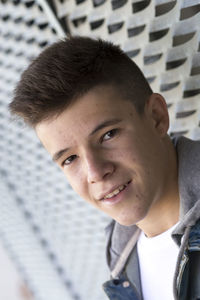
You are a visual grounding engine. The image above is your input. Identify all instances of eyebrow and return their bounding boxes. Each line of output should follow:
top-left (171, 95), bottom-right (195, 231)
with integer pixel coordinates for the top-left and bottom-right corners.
top-left (52, 118), bottom-right (122, 162)
top-left (89, 118), bottom-right (122, 136)
top-left (52, 147), bottom-right (70, 162)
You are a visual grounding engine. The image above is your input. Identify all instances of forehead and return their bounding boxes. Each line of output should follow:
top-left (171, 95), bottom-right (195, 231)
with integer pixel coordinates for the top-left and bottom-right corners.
top-left (35, 86), bottom-right (138, 152)
top-left (38, 85), bottom-right (136, 126)
top-left (68, 85), bottom-right (133, 116)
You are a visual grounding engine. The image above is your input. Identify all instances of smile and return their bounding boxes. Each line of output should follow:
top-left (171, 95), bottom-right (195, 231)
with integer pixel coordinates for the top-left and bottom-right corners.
top-left (103, 183), bottom-right (129, 199)
top-left (100, 180), bottom-right (131, 202)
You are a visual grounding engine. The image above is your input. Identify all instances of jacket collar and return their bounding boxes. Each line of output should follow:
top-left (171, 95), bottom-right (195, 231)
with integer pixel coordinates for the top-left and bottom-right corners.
top-left (172, 137), bottom-right (200, 244)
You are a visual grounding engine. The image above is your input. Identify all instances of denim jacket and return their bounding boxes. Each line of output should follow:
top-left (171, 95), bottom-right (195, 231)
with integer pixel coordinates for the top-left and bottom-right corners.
top-left (102, 137), bottom-right (200, 300)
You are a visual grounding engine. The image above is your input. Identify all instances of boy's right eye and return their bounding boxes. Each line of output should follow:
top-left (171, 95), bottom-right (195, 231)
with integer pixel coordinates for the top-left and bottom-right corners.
top-left (62, 155), bottom-right (77, 166)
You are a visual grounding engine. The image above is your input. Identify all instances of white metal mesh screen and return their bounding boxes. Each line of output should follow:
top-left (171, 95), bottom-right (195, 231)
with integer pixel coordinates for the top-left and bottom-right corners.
top-left (54, 0), bottom-right (200, 139)
top-left (0, 1), bottom-right (200, 300)
top-left (0, 1), bottom-right (110, 300)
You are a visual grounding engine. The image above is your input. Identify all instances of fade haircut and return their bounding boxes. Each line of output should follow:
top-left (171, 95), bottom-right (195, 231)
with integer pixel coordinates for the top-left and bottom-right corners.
top-left (9, 36), bottom-right (153, 127)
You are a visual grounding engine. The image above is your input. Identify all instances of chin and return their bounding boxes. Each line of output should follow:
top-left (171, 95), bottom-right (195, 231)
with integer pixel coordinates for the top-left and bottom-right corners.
top-left (116, 218), bottom-right (137, 227)
top-left (116, 211), bottom-right (147, 227)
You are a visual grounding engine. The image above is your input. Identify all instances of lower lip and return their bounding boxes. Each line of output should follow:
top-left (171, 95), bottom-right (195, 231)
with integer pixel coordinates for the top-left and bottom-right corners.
top-left (101, 181), bottom-right (131, 206)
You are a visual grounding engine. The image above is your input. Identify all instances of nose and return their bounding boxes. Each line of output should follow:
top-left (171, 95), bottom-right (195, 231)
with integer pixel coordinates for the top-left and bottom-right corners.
top-left (84, 150), bottom-right (114, 184)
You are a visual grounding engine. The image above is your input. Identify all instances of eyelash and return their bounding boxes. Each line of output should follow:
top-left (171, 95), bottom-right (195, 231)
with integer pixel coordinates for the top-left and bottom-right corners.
top-left (62, 129), bottom-right (118, 167)
top-left (101, 128), bottom-right (118, 142)
top-left (62, 155), bottom-right (77, 167)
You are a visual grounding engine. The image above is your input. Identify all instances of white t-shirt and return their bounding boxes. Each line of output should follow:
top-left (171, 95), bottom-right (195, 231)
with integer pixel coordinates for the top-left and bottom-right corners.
top-left (137, 223), bottom-right (179, 300)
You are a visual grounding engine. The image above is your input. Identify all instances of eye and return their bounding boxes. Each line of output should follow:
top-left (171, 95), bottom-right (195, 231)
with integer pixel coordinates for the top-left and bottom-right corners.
top-left (62, 155), bottom-right (77, 166)
top-left (102, 129), bottom-right (118, 142)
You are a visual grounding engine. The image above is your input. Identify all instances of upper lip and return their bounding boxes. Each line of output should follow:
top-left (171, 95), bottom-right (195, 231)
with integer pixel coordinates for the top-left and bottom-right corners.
top-left (97, 180), bottom-right (131, 200)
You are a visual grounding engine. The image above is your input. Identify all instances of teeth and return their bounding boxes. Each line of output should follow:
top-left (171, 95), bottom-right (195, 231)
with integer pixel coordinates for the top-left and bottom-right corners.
top-left (104, 184), bottom-right (125, 199)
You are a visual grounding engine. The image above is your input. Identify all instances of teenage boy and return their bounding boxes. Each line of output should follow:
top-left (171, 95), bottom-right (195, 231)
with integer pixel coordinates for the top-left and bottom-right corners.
top-left (9, 36), bottom-right (200, 300)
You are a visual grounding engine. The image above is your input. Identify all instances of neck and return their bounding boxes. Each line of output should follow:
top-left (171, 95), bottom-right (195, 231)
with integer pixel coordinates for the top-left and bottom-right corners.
top-left (137, 137), bottom-right (180, 237)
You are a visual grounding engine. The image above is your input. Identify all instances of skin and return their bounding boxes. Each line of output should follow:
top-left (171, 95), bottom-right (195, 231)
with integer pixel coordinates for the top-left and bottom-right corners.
top-left (36, 85), bottom-right (180, 237)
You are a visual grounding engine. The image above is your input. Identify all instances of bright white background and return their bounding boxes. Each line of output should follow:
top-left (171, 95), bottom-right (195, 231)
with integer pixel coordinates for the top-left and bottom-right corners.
top-left (0, 242), bottom-right (32, 300)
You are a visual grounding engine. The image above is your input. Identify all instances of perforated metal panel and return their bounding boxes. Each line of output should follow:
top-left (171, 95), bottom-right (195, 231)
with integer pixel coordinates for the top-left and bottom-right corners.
top-left (0, 1), bottom-right (110, 300)
top-left (52, 0), bottom-right (200, 139)
top-left (0, 1), bottom-right (200, 300)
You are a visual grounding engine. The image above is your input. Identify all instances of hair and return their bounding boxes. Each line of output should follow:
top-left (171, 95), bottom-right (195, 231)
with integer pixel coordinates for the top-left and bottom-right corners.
top-left (9, 36), bottom-right (153, 127)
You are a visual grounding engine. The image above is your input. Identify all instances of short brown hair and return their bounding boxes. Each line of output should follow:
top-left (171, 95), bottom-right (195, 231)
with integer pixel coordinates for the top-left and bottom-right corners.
top-left (9, 36), bottom-right (152, 127)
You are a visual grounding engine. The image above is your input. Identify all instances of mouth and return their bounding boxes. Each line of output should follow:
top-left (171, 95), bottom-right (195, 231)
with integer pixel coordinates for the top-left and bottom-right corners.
top-left (100, 180), bottom-right (131, 205)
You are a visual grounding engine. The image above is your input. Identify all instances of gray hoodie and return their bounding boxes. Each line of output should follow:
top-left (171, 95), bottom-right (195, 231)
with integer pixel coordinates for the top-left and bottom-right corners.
top-left (104, 136), bottom-right (200, 300)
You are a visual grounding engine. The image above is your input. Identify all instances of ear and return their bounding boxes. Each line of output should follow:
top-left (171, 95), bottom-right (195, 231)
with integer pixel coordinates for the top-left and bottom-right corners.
top-left (145, 93), bottom-right (169, 137)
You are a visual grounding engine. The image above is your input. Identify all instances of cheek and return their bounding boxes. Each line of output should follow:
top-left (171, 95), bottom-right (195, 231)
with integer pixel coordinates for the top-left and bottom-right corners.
top-left (65, 169), bottom-right (88, 199)
top-left (116, 132), bottom-right (143, 160)
top-left (115, 140), bottom-right (144, 167)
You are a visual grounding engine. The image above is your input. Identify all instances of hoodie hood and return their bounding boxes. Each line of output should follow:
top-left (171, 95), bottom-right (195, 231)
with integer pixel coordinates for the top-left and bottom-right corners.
top-left (172, 137), bottom-right (200, 240)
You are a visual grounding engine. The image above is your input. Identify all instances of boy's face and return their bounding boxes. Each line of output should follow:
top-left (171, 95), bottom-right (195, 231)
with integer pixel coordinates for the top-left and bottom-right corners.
top-left (36, 85), bottom-right (170, 226)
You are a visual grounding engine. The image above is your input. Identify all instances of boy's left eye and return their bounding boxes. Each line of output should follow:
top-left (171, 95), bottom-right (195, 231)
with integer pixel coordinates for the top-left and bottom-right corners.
top-left (102, 129), bottom-right (118, 142)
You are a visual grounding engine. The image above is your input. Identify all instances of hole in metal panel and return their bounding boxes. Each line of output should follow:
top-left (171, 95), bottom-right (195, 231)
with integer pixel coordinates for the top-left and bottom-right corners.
top-left (183, 89), bottom-right (200, 98)
top-left (180, 4), bottom-right (200, 20)
top-left (108, 22), bottom-right (124, 34)
top-left (38, 22), bottom-right (49, 30)
top-left (128, 25), bottom-right (146, 37)
top-left (2, 14), bottom-right (10, 21)
top-left (191, 66), bottom-right (200, 76)
top-left (26, 19), bottom-right (35, 27)
top-left (167, 103), bottom-right (173, 109)
top-left (93, 0), bottom-right (106, 7)
top-left (26, 37), bottom-right (35, 44)
top-left (90, 19), bottom-right (104, 30)
top-left (76, 0), bottom-right (87, 4)
top-left (125, 49), bottom-right (140, 58)
top-left (149, 28), bottom-right (169, 42)
top-left (160, 81), bottom-right (180, 92)
top-left (112, 0), bottom-right (128, 10)
top-left (72, 16), bottom-right (87, 27)
top-left (39, 41), bottom-right (48, 48)
top-left (176, 110), bottom-right (196, 118)
top-left (132, 0), bottom-right (150, 13)
top-left (147, 76), bottom-right (156, 84)
top-left (14, 17), bottom-right (23, 24)
top-left (155, 1), bottom-right (176, 16)
top-left (173, 32), bottom-right (195, 46)
top-left (166, 58), bottom-right (187, 70)
top-left (144, 53), bottom-right (162, 65)
top-left (13, 0), bottom-right (21, 5)
top-left (25, 0), bottom-right (35, 8)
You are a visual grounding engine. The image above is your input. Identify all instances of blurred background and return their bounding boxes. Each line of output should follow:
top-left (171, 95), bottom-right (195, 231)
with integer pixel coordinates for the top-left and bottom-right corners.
top-left (0, 0), bottom-right (200, 299)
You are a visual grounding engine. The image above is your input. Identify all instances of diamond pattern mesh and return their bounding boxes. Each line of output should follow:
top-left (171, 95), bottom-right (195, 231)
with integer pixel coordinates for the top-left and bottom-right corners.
top-left (0, 1), bottom-right (200, 300)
